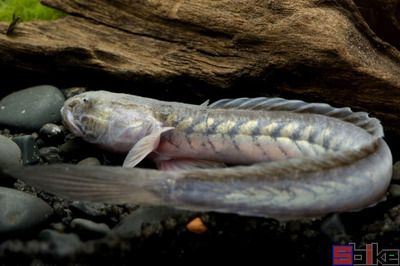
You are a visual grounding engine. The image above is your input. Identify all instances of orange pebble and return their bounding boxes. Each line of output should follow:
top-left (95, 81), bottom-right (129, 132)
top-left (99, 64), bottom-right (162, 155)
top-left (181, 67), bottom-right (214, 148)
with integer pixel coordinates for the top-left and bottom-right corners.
top-left (186, 217), bottom-right (207, 234)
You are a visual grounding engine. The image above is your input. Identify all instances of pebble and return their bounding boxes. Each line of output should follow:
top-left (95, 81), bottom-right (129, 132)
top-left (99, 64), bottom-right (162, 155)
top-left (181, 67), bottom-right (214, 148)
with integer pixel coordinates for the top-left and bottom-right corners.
top-left (389, 184), bottom-right (400, 198)
top-left (39, 123), bottom-right (65, 144)
top-left (39, 146), bottom-right (62, 163)
top-left (69, 201), bottom-right (108, 218)
top-left (0, 85), bottom-right (65, 131)
top-left (78, 157), bottom-right (101, 166)
top-left (62, 87), bottom-right (86, 99)
top-left (186, 217), bottom-right (208, 234)
top-left (0, 135), bottom-right (21, 168)
top-left (12, 135), bottom-right (40, 165)
top-left (320, 214), bottom-right (348, 243)
top-left (70, 218), bottom-right (110, 239)
top-left (0, 187), bottom-right (53, 234)
top-left (392, 161), bottom-right (400, 181)
top-left (39, 229), bottom-right (82, 257)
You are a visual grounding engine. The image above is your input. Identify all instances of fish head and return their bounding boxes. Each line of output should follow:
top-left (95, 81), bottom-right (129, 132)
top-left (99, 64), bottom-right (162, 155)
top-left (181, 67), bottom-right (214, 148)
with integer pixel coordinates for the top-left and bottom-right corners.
top-left (61, 92), bottom-right (120, 144)
top-left (61, 91), bottom-right (160, 151)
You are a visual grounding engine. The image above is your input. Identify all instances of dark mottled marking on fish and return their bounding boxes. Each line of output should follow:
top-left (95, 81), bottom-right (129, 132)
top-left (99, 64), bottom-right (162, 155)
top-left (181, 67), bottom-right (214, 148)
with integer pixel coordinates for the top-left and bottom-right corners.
top-left (271, 123), bottom-right (285, 139)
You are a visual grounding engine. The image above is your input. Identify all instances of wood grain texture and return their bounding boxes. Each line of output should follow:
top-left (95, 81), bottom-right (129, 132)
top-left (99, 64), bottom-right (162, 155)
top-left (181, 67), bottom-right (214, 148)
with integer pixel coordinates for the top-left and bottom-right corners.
top-left (0, 0), bottom-right (399, 139)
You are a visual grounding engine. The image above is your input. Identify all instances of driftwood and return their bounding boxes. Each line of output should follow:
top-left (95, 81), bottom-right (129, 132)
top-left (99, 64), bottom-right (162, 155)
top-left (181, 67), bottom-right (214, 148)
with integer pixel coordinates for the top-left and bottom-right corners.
top-left (0, 0), bottom-right (399, 143)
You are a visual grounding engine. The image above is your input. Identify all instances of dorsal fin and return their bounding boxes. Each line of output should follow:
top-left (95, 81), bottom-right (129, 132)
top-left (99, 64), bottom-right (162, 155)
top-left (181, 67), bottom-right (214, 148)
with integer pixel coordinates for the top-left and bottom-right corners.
top-left (208, 97), bottom-right (383, 138)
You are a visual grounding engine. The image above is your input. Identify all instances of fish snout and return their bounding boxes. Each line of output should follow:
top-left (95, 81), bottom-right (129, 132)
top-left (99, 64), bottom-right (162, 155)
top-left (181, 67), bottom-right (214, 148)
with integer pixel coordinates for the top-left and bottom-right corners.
top-left (61, 98), bottom-right (85, 137)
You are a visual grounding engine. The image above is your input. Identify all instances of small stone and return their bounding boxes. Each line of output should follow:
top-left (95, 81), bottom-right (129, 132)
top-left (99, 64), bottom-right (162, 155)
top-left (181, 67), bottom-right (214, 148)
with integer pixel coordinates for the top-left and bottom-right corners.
top-left (39, 123), bottom-right (65, 144)
top-left (0, 187), bottom-right (53, 234)
top-left (0, 85), bottom-right (65, 131)
top-left (392, 161), bottom-right (400, 181)
top-left (78, 157), bottom-right (101, 166)
top-left (70, 218), bottom-right (110, 239)
top-left (12, 135), bottom-right (40, 165)
top-left (69, 201), bottom-right (108, 218)
top-left (320, 214), bottom-right (348, 243)
top-left (39, 229), bottom-right (81, 257)
top-left (186, 217), bottom-right (208, 234)
top-left (0, 135), bottom-right (21, 168)
top-left (39, 146), bottom-right (62, 163)
top-left (389, 184), bottom-right (400, 198)
top-left (62, 87), bottom-right (86, 99)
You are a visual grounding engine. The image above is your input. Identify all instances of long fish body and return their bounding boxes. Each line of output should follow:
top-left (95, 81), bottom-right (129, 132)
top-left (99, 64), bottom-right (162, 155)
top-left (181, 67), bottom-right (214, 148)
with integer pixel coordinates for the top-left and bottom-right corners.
top-left (6, 91), bottom-right (392, 219)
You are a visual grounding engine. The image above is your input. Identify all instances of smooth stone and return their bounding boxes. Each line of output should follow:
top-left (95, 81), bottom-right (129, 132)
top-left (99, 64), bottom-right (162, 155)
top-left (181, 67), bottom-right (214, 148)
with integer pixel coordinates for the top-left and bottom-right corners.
top-left (389, 184), bottom-right (400, 198)
top-left (69, 201), bottom-right (108, 218)
top-left (78, 157), bottom-right (101, 166)
top-left (70, 218), bottom-right (110, 239)
top-left (0, 85), bottom-right (65, 131)
top-left (0, 187), bottom-right (53, 234)
top-left (0, 135), bottom-right (21, 168)
top-left (39, 123), bottom-right (64, 144)
top-left (12, 135), bottom-right (40, 165)
top-left (39, 229), bottom-right (82, 257)
top-left (320, 214), bottom-right (348, 242)
top-left (392, 161), bottom-right (400, 181)
top-left (39, 146), bottom-right (62, 163)
top-left (113, 206), bottom-right (192, 239)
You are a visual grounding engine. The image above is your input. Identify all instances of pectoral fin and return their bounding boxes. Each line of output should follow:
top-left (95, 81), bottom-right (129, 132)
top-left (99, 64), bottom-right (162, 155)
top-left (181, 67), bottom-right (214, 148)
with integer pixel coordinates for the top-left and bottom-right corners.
top-left (157, 159), bottom-right (225, 171)
top-left (123, 127), bottom-right (174, 168)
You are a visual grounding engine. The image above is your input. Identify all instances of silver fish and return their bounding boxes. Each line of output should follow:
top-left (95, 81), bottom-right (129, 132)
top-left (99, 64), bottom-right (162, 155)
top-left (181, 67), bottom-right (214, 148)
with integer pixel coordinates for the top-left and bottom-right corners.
top-left (5, 91), bottom-right (393, 219)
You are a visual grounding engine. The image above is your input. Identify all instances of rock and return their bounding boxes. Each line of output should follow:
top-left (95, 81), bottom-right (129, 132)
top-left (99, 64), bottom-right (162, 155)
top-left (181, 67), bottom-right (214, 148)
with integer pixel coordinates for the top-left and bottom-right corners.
top-left (38, 229), bottom-right (82, 257)
top-left (78, 157), bottom-right (101, 166)
top-left (0, 85), bottom-right (65, 131)
top-left (0, 135), bottom-right (21, 168)
top-left (392, 161), bottom-right (400, 181)
top-left (39, 123), bottom-right (65, 144)
top-left (12, 135), bottom-right (40, 165)
top-left (62, 87), bottom-right (86, 99)
top-left (113, 206), bottom-right (192, 239)
top-left (320, 214), bottom-right (348, 243)
top-left (70, 218), bottom-right (110, 239)
top-left (389, 184), bottom-right (400, 198)
top-left (69, 201), bottom-right (108, 218)
top-left (39, 146), bottom-right (62, 163)
top-left (0, 187), bottom-right (53, 234)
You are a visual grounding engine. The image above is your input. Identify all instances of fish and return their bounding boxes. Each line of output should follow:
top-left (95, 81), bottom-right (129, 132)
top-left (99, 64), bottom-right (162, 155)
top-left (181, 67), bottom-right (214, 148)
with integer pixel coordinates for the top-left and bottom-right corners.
top-left (4, 91), bottom-right (393, 220)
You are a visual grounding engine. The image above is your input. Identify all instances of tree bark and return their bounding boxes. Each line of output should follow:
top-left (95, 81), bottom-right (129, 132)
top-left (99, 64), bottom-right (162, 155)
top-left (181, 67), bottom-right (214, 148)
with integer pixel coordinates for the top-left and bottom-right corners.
top-left (0, 0), bottom-right (399, 141)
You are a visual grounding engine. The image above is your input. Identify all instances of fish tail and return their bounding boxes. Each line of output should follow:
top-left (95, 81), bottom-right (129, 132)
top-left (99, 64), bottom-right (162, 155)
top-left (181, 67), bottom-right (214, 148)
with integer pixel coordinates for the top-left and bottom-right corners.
top-left (3, 165), bottom-right (177, 206)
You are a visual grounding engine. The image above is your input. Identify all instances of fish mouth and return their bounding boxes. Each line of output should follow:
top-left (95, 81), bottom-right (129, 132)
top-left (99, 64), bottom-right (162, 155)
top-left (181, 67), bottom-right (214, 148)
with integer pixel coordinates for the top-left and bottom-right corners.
top-left (61, 99), bottom-right (84, 137)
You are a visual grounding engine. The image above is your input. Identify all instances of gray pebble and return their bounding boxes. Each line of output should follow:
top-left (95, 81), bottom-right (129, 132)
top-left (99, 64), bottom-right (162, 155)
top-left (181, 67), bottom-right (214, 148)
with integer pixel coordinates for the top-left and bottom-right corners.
top-left (78, 157), bottom-right (101, 166)
top-left (70, 218), bottom-right (110, 239)
top-left (0, 85), bottom-right (65, 131)
top-left (389, 184), bottom-right (400, 198)
top-left (392, 161), bottom-right (400, 181)
top-left (320, 214), bottom-right (348, 243)
top-left (12, 135), bottom-right (40, 165)
top-left (39, 146), bottom-right (62, 163)
top-left (62, 87), bottom-right (86, 99)
top-left (69, 201), bottom-right (108, 218)
top-left (39, 229), bottom-right (82, 257)
top-left (0, 135), bottom-right (21, 168)
top-left (0, 187), bottom-right (53, 234)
